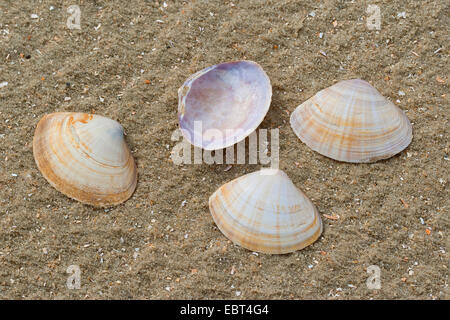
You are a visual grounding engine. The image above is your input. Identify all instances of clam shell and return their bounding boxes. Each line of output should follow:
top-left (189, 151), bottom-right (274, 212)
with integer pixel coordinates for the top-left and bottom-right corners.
top-left (209, 169), bottom-right (322, 254)
top-left (290, 79), bottom-right (412, 163)
top-left (178, 60), bottom-right (272, 150)
top-left (33, 112), bottom-right (137, 207)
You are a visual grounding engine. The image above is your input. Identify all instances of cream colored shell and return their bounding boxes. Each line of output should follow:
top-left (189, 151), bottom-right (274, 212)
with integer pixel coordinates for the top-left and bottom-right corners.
top-left (33, 112), bottom-right (137, 207)
top-left (290, 79), bottom-right (412, 163)
top-left (209, 169), bottom-right (322, 254)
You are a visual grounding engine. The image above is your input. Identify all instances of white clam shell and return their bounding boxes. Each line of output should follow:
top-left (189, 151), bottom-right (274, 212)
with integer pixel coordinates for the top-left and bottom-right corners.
top-left (33, 112), bottom-right (137, 207)
top-left (209, 169), bottom-right (322, 254)
top-left (178, 60), bottom-right (272, 150)
top-left (290, 79), bottom-right (413, 163)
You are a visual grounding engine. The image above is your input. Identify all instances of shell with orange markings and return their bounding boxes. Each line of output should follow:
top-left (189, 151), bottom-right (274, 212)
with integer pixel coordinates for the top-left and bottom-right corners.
top-left (209, 169), bottom-right (322, 254)
top-left (33, 112), bottom-right (137, 207)
top-left (290, 79), bottom-right (412, 163)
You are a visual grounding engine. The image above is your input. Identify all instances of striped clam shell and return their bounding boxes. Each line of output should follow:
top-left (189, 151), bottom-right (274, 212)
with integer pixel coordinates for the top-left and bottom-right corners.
top-left (290, 79), bottom-right (412, 163)
top-left (178, 60), bottom-right (272, 150)
top-left (33, 112), bottom-right (137, 207)
top-left (209, 169), bottom-right (322, 254)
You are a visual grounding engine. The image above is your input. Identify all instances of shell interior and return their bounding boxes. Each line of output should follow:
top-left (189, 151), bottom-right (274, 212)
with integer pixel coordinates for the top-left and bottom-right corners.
top-left (178, 60), bottom-right (272, 150)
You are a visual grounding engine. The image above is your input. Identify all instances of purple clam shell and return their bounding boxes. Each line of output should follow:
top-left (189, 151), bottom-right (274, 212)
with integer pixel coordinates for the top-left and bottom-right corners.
top-left (178, 61), bottom-right (272, 150)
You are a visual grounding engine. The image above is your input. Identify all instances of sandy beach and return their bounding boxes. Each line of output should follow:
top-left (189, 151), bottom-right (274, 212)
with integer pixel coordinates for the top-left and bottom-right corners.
top-left (0, 0), bottom-right (448, 299)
